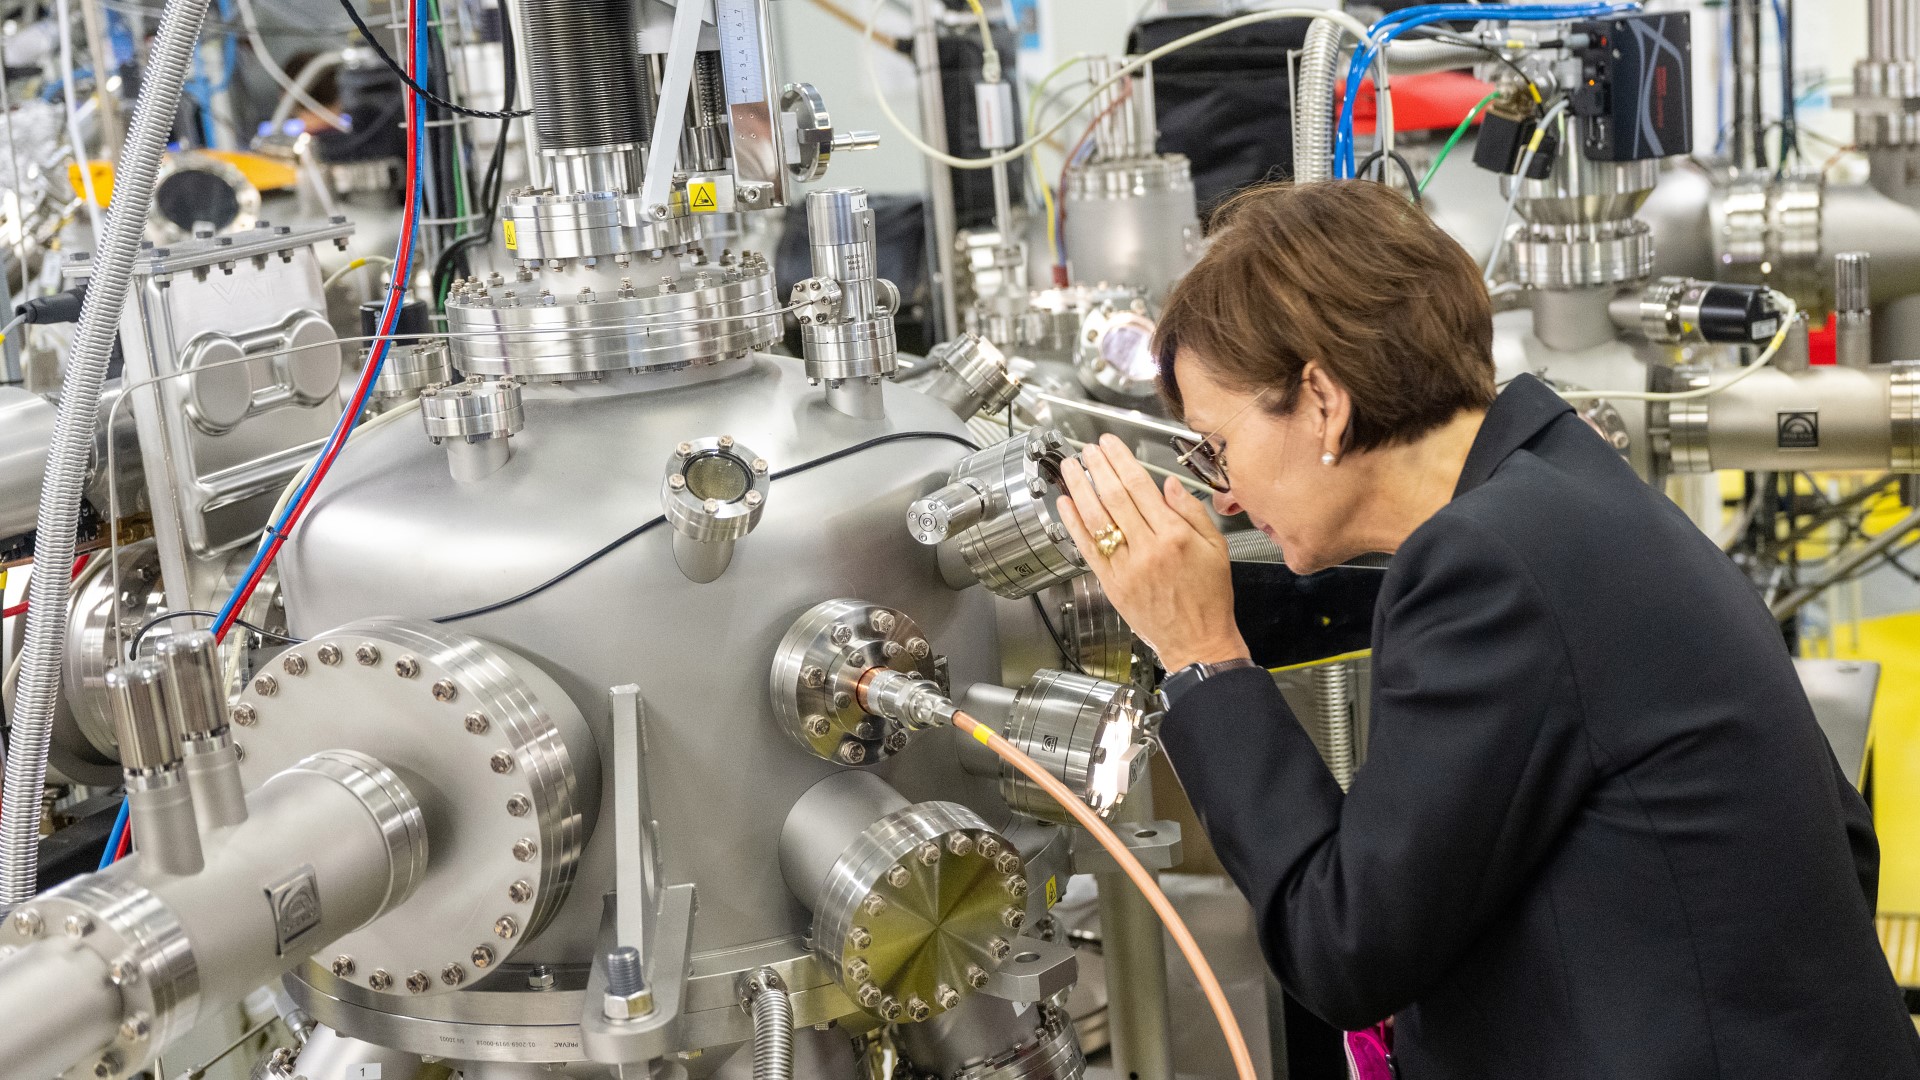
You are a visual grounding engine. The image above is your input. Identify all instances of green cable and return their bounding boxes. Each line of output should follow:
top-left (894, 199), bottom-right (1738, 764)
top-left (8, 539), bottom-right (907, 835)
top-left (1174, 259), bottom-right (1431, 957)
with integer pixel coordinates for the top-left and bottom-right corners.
top-left (1418, 91), bottom-right (1501, 195)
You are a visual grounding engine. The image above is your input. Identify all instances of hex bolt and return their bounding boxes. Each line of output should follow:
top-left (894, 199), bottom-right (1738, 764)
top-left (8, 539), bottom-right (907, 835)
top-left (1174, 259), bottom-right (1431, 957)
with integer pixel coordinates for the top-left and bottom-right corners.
top-left (995, 852), bottom-right (1022, 876)
top-left (879, 997), bottom-right (902, 1021)
top-left (856, 982), bottom-right (883, 1008)
top-left (989, 937), bottom-right (1011, 960)
top-left (871, 610), bottom-right (896, 634)
top-left (751, 458), bottom-right (768, 475)
top-left (886, 865), bottom-right (911, 888)
top-left (506, 794), bottom-right (532, 817)
top-left (10, 908), bottom-right (42, 937)
top-left (407, 971), bottom-right (432, 994)
top-left (513, 838), bottom-right (538, 862)
top-left (395, 656), bottom-right (421, 679)
top-left (829, 624), bottom-right (854, 645)
top-left (281, 653), bottom-right (308, 676)
top-left (64, 914), bottom-right (93, 938)
top-left (849, 926), bottom-right (872, 950)
top-left (490, 751), bottom-right (516, 774)
top-left (937, 984), bottom-right (962, 1010)
top-left (495, 916), bottom-right (518, 939)
top-left (441, 964), bottom-right (466, 986)
top-left (668, 474), bottom-right (687, 491)
top-left (432, 679), bottom-right (459, 702)
top-left (916, 842), bottom-right (941, 867)
top-left (1004, 875), bottom-right (1029, 899)
top-left (882, 641), bottom-right (904, 659)
top-left (317, 644), bottom-right (343, 666)
top-left (885, 730), bottom-right (911, 753)
top-left (527, 965), bottom-right (556, 989)
top-left (509, 880), bottom-right (533, 903)
top-left (253, 674), bottom-right (278, 697)
top-left (1002, 907), bottom-right (1026, 930)
top-left (862, 894), bottom-right (887, 916)
top-left (355, 643), bottom-right (381, 666)
top-left (977, 837), bottom-right (1002, 860)
top-left (906, 997), bottom-right (931, 1022)
top-left (108, 959), bottom-right (138, 986)
top-left (118, 1014), bottom-right (150, 1042)
top-left (801, 665), bottom-right (826, 688)
top-left (368, 970), bottom-right (393, 991)
top-left (231, 703), bottom-right (257, 727)
top-left (472, 945), bottom-right (495, 968)
top-left (837, 741), bottom-right (868, 765)
top-left (847, 957), bottom-right (871, 982)
top-left (803, 714), bottom-right (832, 738)
top-left (947, 834), bottom-right (974, 857)
top-left (606, 946), bottom-right (644, 996)
top-left (94, 1052), bottom-right (122, 1077)
top-left (465, 711), bottom-right (490, 734)
top-left (331, 955), bottom-right (356, 978)
top-left (907, 638), bottom-right (932, 659)
top-left (832, 691), bottom-right (854, 710)
top-left (966, 964), bottom-right (990, 989)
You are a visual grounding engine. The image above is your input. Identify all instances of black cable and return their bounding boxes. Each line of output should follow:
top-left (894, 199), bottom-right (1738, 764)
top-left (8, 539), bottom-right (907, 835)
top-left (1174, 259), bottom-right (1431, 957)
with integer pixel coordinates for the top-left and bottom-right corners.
top-left (1030, 593), bottom-right (1086, 675)
top-left (1354, 150), bottom-right (1423, 206)
top-left (432, 0), bottom-right (520, 301)
top-left (434, 431), bottom-right (983, 623)
top-left (332, 0), bottom-right (531, 118)
top-left (127, 610), bottom-right (306, 660)
top-left (1416, 29), bottom-right (1542, 101)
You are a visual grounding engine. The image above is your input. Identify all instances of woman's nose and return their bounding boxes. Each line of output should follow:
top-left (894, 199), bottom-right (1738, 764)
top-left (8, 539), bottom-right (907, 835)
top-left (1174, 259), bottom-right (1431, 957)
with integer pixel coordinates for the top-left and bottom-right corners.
top-left (1212, 488), bottom-right (1241, 516)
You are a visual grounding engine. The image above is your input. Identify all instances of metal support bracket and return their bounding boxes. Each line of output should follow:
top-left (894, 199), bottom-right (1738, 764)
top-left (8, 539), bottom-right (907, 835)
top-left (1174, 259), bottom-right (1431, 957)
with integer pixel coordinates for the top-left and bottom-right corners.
top-left (715, 0), bottom-right (785, 207)
top-left (582, 884), bottom-right (698, 1065)
top-left (611, 686), bottom-right (663, 949)
top-left (640, 0), bottom-right (711, 221)
top-left (981, 936), bottom-right (1078, 1003)
top-left (1069, 819), bottom-right (1182, 876)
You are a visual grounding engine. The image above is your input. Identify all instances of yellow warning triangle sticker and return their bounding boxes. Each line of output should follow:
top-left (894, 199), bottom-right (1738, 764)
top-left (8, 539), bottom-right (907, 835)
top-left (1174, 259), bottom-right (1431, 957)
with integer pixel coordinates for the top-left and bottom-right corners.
top-left (689, 181), bottom-right (718, 212)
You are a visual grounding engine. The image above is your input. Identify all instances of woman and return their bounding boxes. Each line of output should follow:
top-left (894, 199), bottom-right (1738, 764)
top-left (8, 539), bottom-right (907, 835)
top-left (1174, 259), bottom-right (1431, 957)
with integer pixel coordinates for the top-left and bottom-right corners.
top-left (1056, 181), bottom-right (1920, 1078)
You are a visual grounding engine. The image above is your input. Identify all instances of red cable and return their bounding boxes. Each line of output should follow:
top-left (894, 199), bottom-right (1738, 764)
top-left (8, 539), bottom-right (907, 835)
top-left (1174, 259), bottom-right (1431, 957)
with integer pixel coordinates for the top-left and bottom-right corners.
top-left (211, 13), bottom-right (422, 643)
top-left (1055, 85), bottom-right (1135, 282)
top-left (1, 553), bottom-right (92, 620)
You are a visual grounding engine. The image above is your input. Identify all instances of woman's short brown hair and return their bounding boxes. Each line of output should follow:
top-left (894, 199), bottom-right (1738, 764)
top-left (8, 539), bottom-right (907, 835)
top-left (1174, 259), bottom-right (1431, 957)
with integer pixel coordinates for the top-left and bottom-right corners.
top-left (1154, 181), bottom-right (1495, 452)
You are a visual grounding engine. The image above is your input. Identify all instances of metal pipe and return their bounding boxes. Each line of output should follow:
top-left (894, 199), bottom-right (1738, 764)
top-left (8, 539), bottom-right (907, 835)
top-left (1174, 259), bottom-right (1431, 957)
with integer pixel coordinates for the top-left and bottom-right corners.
top-left (1730, 0), bottom-right (1766, 170)
top-left (912, 0), bottom-right (960, 339)
top-left (3, 0), bottom-right (212, 907)
top-left (749, 968), bottom-right (795, 1080)
top-left (1096, 785), bottom-right (1175, 1080)
top-left (154, 630), bottom-right (248, 829)
top-left (1837, 252), bottom-right (1874, 370)
top-left (1772, 506), bottom-right (1920, 618)
top-left (1293, 20), bottom-right (1343, 183)
top-left (0, 942), bottom-right (121, 1079)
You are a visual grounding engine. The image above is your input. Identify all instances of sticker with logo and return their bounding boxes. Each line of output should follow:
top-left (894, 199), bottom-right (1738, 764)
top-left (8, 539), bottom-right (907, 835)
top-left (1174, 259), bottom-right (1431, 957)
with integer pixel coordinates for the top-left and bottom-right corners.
top-left (265, 865), bottom-right (322, 956)
top-left (1777, 410), bottom-right (1819, 450)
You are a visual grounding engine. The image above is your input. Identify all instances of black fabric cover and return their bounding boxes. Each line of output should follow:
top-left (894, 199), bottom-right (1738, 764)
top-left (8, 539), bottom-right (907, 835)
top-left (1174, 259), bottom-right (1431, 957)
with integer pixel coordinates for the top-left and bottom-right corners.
top-left (1161, 375), bottom-right (1920, 1078)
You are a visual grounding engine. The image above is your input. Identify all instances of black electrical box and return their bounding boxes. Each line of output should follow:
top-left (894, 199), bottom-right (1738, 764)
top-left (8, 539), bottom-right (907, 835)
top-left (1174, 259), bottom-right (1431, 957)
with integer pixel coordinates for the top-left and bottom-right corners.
top-left (1570, 11), bottom-right (1692, 162)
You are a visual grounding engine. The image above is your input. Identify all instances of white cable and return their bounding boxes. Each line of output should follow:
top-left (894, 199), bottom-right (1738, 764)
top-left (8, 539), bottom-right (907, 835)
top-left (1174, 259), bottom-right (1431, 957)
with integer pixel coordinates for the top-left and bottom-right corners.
top-left (862, 3), bottom-right (1374, 171)
top-left (1482, 95), bottom-right (1569, 282)
top-left (53, 0), bottom-right (103, 241)
top-left (322, 254), bottom-right (395, 291)
top-left (1558, 295), bottom-right (1800, 402)
top-left (233, 0), bottom-right (349, 131)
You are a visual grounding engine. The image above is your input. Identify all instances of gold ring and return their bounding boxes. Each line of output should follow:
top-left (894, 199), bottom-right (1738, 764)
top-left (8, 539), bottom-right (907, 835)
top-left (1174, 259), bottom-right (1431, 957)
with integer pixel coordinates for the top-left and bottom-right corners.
top-left (1096, 526), bottom-right (1126, 557)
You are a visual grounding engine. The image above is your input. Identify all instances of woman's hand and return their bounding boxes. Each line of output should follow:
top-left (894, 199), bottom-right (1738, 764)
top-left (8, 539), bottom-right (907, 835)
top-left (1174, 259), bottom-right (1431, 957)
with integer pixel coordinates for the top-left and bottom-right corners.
top-left (1055, 434), bottom-right (1251, 673)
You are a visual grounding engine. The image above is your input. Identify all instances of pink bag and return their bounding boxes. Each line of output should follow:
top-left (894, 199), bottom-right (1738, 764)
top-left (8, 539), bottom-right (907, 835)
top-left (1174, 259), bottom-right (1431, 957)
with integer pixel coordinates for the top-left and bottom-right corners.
top-left (1344, 1022), bottom-right (1396, 1080)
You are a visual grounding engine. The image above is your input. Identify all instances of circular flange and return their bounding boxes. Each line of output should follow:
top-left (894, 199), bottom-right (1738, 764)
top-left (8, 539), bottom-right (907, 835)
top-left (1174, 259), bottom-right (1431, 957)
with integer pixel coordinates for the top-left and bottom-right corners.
top-left (1073, 307), bottom-right (1158, 404)
top-left (947, 429), bottom-right (1087, 600)
top-left (420, 377), bottom-right (525, 443)
top-left (445, 255), bottom-right (781, 379)
top-left (773, 599), bottom-right (945, 766)
top-left (663, 434), bottom-right (770, 543)
top-left (999, 670), bottom-right (1150, 824)
top-left (1046, 574), bottom-right (1134, 685)
top-left (373, 341), bottom-right (454, 407)
top-left (815, 802), bottom-right (1026, 1023)
top-left (231, 618), bottom-right (597, 999)
top-left (895, 1002), bottom-right (1085, 1080)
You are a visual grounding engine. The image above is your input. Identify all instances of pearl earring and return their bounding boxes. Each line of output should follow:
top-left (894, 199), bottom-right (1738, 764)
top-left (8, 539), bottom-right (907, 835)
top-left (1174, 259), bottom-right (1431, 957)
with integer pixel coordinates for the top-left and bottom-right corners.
top-left (1321, 452), bottom-right (1337, 466)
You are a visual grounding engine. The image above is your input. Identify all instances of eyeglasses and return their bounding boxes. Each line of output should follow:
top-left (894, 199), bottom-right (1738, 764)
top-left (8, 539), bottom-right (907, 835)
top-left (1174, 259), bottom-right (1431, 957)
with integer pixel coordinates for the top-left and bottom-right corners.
top-left (1168, 386), bottom-right (1275, 494)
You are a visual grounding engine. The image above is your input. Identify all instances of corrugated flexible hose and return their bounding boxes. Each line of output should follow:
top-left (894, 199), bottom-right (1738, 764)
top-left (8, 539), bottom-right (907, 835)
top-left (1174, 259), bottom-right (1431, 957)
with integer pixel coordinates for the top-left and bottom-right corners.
top-left (1292, 19), bottom-right (1344, 184)
top-left (1310, 661), bottom-right (1357, 790)
top-left (0, 0), bottom-right (213, 907)
top-left (749, 968), bottom-right (793, 1080)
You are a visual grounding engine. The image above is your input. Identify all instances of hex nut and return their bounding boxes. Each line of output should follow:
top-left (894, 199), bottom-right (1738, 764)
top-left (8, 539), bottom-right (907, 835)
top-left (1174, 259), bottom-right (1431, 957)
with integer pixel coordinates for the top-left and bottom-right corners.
top-left (879, 996), bottom-right (902, 1021)
top-left (887, 865), bottom-right (911, 888)
top-left (490, 751), bottom-right (516, 774)
top-left (849, 926), bottom-right (872, 950)
top-left (395, 656), bottom-right (421, 679)
top-left (118, 1014), bottom-right (150, 1042)
top-left (93, 1052), bottom-right (121, 1078)
top-left (837, 741), bottom-right (868, 765)
top-left (847, 958), bottom-right (871, 982)
top-left (432, 679), bottom-right (459, 702)
top-left (801, 665), bottom-right (826, 688)
top-left (603, 987), bottom-right (655, 1020)
top-left (513, 838), bottom-right (538, 861)
top-left (465, 712), bottom-right (490, 734)
top-left (832, 691), bottom-right (854, 710)
top-left (442, 964), bottom-right (466, 986)
top-left (281, 653), bottom-right (308, 676)
top-left (231, 703), bottom-right (257, 727)
top-left (977, 837), bottom-right (1002, 860)
top-left (506, 794), bottom-right (532, 817)
top-left (907, 637), bottom-right (932, 659)
top-left (885, 730), bottom-right (911, 753)
top-left (407, 971), bottom-right (432, 994)
top-left (1005, 875), bottom-right (1029, 899)
top-left (108, 960), bottom-right (138, 986)
top-left (916, 842), bottom-right (941, 866)
top-left (857, 982), bottom-right (883, 1007)
top-left (947, 834), bottom-right (974, 857)
top-left (829, 624), bottom-right (854, 645)
top-left (989, 937), bottom-right (1011, 960)
top-left (317, 644), bottom-right (343, 666)
top-left (495, 916), bottom-right (518, 939)
top-left (803, 715), bottom-right (832, 738)
top-left (11, 908), bottom-right (42, 937)
top-left (882, 641), bottom-right (905, 659)
top-left (369, 969), bottom-right (393, 991)
top-left (937, 984), bottom-right (961, 1010)
top-left (995, 852), bottom-right (1022, 875)
top-left (64, 914), bottom-right (93, 938)
top-left (1002, 907), bottom-right (1026, 930)
top-left (862, 894), bottom-right (887, 916)
top-left (967, 964), bottom-right (990, 988)
top-left (332, 955), bottom-right (356, 978)
top-left (509, 880), bottom-right (533, 903)
top-left (355, 644), bottom-right (381, 666)
top-left (472, 945), bottom-right (495, 968)
top-left (906, 997), bottom-right (931, 1022)
top-left (871, 610), bottom-right (896, 634)
top-left (253, 674), bottom-right (278, 697)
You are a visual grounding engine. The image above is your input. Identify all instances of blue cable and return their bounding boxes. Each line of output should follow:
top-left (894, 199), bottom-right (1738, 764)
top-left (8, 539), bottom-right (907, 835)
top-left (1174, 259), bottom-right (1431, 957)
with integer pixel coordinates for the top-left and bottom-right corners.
top-left (1333, 3), bottom-right (1640, 177)
top-left (98, 798), bottom-right (129, 869)
top-left (206, 0), bottom-right (427, 636)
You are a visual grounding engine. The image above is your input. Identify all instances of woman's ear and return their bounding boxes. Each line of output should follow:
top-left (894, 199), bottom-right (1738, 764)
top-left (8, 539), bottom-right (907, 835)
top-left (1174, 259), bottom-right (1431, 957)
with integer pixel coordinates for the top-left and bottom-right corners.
top-left (1302, 362), bottom-right (1353, 457)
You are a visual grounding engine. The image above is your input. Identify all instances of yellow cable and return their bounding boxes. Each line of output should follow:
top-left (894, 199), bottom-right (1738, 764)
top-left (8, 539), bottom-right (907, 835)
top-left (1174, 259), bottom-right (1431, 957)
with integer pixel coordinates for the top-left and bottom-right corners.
top-left (1269, 648), bottom-right (1372, 675)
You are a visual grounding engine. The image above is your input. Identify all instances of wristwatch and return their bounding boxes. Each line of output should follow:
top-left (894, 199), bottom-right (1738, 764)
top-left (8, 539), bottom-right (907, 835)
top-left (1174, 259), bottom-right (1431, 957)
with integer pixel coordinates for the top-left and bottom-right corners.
top-left (1156, 657), bottom-right (1259, 712)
